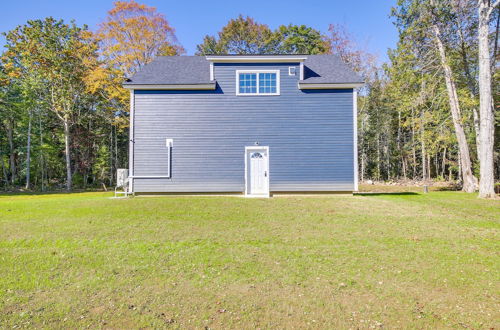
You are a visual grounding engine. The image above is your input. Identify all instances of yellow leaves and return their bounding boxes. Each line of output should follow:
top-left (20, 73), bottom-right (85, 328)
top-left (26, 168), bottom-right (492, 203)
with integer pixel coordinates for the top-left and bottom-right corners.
top-left (98, 0), bottom-right (184, 77)
top-left (109, 0), bottom-right (150, 16)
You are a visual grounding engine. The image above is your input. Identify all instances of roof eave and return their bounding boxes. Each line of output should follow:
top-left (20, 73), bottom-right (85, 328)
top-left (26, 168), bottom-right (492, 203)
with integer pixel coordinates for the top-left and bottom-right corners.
top-left (206, 55), bottom-right (307, 63)
top-left (123, 82), bottom-right (216, 90)
top-left (298, 82), bottom-right (364, 89)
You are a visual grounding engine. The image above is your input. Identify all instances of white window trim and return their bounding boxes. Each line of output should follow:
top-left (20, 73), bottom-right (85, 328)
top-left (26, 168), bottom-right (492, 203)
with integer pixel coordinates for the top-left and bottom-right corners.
top-left (236, 70), bottom-right (280, 96)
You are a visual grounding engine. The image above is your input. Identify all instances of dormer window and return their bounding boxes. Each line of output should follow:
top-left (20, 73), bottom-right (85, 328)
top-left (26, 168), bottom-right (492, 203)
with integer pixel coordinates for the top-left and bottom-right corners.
top-left (236, 70), bottom-right (280, 95)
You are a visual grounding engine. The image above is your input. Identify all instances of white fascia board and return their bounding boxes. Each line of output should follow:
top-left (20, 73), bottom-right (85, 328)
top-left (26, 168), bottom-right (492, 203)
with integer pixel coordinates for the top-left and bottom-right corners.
top-left (298, 82), bottom-right (364, 89)
top-left (206, 55), bottom-right (307, 63)
top-left (123, 83), bottom-right (216, 90)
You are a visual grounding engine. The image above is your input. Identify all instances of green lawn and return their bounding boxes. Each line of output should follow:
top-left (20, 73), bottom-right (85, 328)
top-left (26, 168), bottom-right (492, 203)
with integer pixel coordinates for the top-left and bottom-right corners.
top-left (0, 190), bottom-right (498, 328)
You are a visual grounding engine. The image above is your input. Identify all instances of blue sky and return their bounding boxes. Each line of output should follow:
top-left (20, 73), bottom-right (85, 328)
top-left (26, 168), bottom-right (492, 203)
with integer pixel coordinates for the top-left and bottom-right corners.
top-left (1, 0), bottom-right (398, 63)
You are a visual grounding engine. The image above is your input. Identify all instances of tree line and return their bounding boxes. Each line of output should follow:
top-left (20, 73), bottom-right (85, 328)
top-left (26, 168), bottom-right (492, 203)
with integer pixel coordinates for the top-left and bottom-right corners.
top-left (0, 0), bottom-right (497, 198)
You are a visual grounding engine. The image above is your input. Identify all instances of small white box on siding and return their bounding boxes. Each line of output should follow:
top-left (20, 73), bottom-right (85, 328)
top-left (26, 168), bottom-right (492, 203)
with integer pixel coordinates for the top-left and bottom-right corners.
top-left (166, 138), bottom-right (173, 148)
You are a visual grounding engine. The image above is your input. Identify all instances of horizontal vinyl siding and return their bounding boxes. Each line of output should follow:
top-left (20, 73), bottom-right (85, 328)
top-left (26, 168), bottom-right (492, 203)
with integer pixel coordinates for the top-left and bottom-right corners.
top-left (133, 63), bottom-right (354, 192)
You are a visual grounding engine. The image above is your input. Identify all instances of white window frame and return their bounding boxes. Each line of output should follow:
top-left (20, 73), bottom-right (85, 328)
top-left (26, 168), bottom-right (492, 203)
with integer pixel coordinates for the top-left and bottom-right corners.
top-left (236, 70), bottom-right (280, 96)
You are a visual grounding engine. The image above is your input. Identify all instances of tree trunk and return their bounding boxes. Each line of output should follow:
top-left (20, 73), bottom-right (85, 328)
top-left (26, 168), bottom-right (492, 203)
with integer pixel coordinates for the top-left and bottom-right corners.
top-left (458, 152), bottom-right (463, 183)
top-left (432, 24), bottom-right (478, 192)
top-left (442, 148), bottom-right (447, 178)
top-left (473, 109), bottom-right (481, 157)
top-left (421, 145), bottom-right (427, 181)
top-left (402, 157), bottom-right (407, 180)
top-left (397, 111), bottom-right (402, 179)
top-left (420, 107), bottom-right (426, 181)
top-left (63, 115), bottom-right (72, 191)
top-left (427, 154), bottom-right (431, 180)
top-left (6, 119), bottom-right (16, 185)
top-left (25, 110), bottom-right (32, 190)
top-left (376, 134), bottom-right (381, 181)
top-left (477, 0), bottom-right (497, 198)
top-left (109, 129), bottom-right (114, 186)
top-left (114, 125), bottom-right (119, 171)
top-left (360, 117), bottom-right (366, 181)
top-left (39, 110), bottom-right (45, 191)
top-left (411, 109), bottom-right (417, 178)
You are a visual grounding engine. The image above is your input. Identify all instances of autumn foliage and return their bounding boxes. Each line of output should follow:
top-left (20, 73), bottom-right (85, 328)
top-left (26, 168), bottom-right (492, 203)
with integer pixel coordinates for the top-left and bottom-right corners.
top-left (97, 0), bottom-right (184, 77)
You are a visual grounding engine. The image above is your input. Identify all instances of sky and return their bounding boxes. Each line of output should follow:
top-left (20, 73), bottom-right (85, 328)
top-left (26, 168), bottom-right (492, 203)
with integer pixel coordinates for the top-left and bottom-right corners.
top-left (1, 0), bottom-right (399, 63)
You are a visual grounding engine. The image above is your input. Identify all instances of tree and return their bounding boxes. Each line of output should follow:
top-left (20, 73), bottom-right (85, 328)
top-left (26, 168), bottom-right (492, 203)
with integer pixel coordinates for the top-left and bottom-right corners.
top-left (327, 24), bottom-right (374, 73)
top-left (97, 0), bottom-right (184, 78)
top-left (430, 6), bottom-right (478, 192)
top-left (196, 15), bottom-right (275, 55)
top-left (477, 0), bottom-right (499, 198)
top-left (270, 24), bottom-right (331, 54)
top-left (391, 0), bottom-right (479, 192)
top-left (3, 18), bottom-right (101, 191)
top-left (196, 17), bottom-right (334, 56)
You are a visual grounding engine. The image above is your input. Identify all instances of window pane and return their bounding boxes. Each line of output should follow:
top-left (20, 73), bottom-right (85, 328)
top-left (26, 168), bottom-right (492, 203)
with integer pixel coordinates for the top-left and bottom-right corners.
top-left (239, 73), bottom-right (257, 93)
top-left (258, 72), bottom-right (277, 94)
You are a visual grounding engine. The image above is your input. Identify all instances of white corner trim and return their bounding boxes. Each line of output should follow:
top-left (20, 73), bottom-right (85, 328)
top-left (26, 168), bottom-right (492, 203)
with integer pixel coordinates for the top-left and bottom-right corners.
top-left (123, 83), bottom-right (216, 90)
top-left (298, 82), bottom-right (364, 89)
top-left (209, 62), bottom-right (214, 81)
top-left (206, 55), bottom-right (307, 63)
top-left (353, 90), bottom-right (359, 192)
top-left (299, 62), bottom-right (304, 80)
top-left (235, 70), bottom-right (280, 96)
top-left (128, 90), bottom-right (135, 193)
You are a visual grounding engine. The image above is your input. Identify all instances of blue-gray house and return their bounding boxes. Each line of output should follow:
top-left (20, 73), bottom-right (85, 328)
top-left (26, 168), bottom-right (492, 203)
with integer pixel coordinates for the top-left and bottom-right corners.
top-left (123, 55), bottom-right (363, 197)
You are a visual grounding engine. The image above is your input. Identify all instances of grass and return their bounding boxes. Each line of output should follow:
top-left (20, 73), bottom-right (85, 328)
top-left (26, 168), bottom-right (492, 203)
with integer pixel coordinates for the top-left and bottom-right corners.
top-left (0, 189), bottom-right (498, 328)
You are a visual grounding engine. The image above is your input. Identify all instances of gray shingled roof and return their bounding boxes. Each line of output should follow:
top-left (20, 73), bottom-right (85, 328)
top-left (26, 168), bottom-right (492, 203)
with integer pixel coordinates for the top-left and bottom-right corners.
top-left (301, 55), bottom-right (363, 84)
top-left (123, 55), bottom-right (363, 86)
top-left (124, 56), bottom-right (212, 85)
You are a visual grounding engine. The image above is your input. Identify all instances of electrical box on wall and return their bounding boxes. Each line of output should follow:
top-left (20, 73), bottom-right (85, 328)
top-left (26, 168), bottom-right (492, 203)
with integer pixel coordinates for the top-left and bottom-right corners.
top-left (166, 139), bottom-right (173, 148)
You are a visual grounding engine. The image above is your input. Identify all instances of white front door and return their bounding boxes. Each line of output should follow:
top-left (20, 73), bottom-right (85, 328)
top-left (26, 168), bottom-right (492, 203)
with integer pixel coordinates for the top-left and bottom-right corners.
top-left (245, 147), bottom-right (269, 196)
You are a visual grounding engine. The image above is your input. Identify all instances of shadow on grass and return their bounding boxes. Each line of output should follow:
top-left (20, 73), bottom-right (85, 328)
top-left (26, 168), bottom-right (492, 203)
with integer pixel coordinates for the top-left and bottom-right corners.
top-left (354, 192), bottom-right (420, 196)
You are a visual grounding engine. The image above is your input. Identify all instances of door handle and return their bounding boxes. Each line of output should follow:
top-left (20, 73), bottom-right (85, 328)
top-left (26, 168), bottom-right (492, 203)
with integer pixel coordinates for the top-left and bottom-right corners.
top-left (264, 171), bottom-right (267, 177)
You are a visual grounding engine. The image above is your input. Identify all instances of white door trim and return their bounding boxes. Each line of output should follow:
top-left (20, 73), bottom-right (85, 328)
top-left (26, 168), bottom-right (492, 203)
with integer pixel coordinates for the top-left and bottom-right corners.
top-left (244, 146), bottom-right (270, 197)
